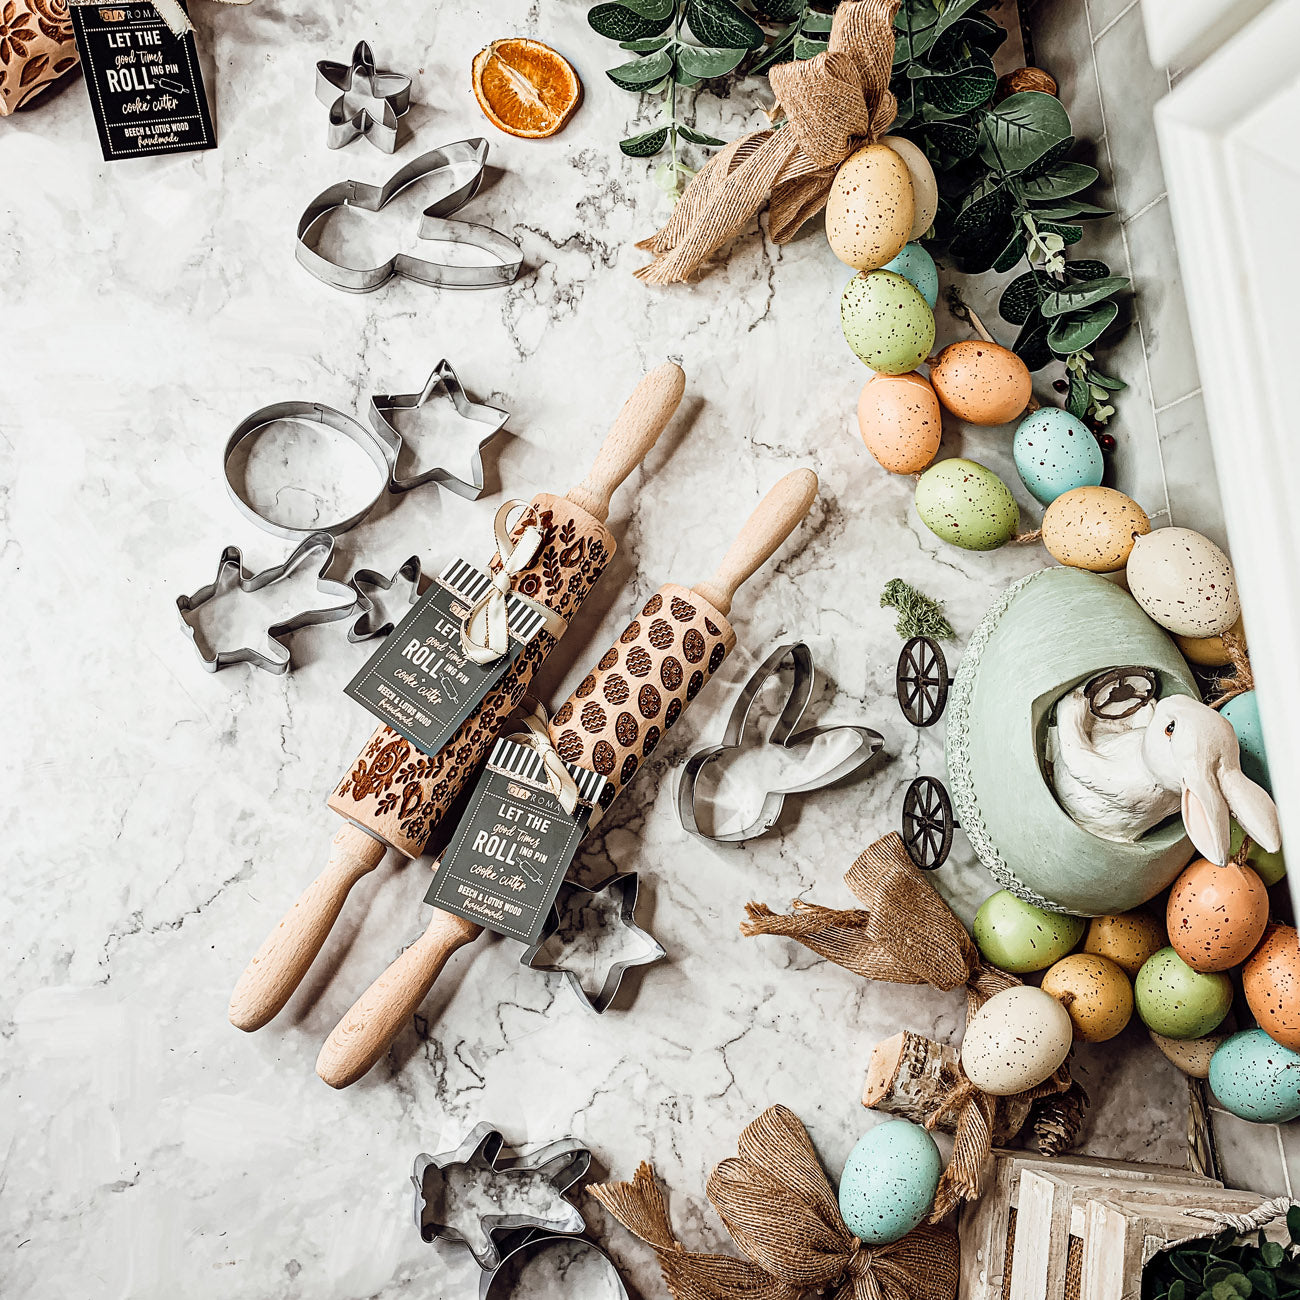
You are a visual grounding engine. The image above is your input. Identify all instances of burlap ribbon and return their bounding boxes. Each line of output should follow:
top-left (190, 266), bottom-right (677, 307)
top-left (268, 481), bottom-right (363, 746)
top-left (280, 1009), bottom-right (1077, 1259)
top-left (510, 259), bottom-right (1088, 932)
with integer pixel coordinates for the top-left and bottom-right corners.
top-left (741, 833), bottom-right (1086, 1217)
top-left (589, 1105), bottom-right (958, 1300)
top-left (635, 0), bottom-right (901, 285)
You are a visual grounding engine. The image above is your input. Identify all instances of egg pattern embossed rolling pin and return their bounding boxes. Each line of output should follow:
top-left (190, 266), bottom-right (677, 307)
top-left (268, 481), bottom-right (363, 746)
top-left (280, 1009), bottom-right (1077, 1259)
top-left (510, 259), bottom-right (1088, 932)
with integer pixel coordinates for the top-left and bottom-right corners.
top-left (227, 364), bottom-right (687, 1033)
top-left (314, 468), bottom-right (819, 1088)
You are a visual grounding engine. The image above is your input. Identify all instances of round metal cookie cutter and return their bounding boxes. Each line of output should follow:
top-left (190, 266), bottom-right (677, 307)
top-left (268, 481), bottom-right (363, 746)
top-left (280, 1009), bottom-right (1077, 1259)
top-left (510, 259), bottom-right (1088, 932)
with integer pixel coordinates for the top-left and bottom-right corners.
top-left (479, 1231), bottom-right (630, 1300)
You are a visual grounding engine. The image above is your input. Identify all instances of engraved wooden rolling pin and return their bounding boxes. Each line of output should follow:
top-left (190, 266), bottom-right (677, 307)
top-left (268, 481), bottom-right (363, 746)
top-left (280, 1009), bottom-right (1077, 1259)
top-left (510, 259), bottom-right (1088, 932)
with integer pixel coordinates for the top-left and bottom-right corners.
top-left (315, 468), bottom-right (819, 1087)
top-left (228, 363), bottom-right (686, 1033)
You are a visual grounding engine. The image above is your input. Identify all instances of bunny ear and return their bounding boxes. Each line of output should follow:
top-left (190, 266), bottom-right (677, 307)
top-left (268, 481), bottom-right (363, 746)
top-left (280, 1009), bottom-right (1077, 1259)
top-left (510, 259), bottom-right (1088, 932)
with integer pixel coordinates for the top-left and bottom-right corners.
top-left (1182, 776), bottom-right (1232, 865)
top-left (1220, 768), bottom-right (1283, 854)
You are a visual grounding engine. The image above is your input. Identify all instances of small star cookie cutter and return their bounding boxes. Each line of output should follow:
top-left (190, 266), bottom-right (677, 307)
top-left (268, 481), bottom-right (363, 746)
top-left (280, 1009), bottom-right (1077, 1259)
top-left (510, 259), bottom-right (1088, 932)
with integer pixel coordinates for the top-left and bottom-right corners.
top-left (520, 872), bottom-right (666, 1014)
top-left (347, 555), bottom-right (422, 642)
top-left (176, 531), bottom-right (358, 674)
top-left (315, 40), bottom-right (411, 153)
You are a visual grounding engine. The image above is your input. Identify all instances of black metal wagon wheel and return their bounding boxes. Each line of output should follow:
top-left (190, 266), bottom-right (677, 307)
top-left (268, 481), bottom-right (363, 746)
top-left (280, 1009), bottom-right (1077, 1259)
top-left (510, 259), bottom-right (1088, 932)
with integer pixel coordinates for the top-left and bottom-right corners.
top-left (902, 775), bottom-right (955, 870)
top-left (896, 636), bottom-right (952, 728)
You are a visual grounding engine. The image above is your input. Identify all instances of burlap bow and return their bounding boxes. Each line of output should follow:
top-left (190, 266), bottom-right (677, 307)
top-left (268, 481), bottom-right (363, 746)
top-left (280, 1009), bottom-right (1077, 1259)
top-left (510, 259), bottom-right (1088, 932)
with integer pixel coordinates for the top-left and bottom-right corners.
top-left (590, 1105), bottom-right (958, 1300)
top-left (741, 834), bottom-right (1087, 1217)
top-left (635, 0), bottom-right (901, 285)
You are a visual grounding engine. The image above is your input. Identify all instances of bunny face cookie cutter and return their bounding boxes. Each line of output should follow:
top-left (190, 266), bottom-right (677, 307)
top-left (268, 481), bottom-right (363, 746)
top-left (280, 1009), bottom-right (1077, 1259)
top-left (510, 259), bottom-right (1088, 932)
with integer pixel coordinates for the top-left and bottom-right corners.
top-left (678, 642), bottom-right (883, 844)
top-left (295, 139), bottom-right (523, 294)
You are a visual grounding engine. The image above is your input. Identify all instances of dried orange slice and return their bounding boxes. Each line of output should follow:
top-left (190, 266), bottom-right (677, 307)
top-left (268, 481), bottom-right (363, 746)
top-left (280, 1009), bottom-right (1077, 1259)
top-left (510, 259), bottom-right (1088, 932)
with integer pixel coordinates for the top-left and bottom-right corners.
top-left (471, 38), bottom-right (581, 139)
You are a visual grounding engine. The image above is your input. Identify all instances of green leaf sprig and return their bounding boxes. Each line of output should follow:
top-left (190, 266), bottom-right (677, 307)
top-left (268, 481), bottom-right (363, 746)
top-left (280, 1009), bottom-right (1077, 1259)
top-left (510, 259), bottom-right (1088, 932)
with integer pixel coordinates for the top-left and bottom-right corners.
top-left (1142, 1206), bottom-right (1300, 1300)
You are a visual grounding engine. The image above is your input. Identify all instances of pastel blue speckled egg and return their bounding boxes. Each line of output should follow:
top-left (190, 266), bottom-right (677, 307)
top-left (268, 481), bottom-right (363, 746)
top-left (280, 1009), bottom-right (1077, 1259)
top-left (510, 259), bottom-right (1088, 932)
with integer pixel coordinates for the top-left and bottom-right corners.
top-left (882, 242), bottom-right (939, 308)
top-left (1012, 408), bottom-right (1104, 506)
top-left (837, 1119), bottom-right (943, 1245)
top-left (1209, 1029), bottom-right (1300, 1123)
top-left (1222, 691), bottom-right (1271, 794)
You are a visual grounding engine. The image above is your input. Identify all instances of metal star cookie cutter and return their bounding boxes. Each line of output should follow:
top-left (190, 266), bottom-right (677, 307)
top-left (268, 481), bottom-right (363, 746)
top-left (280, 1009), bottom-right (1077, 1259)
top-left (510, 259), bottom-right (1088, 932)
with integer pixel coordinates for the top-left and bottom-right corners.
top-left (521, 872), bottom-right (666, 1015)
top-left (347, 555), bottom-right (422, 642)
top-left (295, 139), bottom-right (523, 294)
top-left (412, 1124), bottom-right (589, 1270)
top-left (677, 641), bottom-right (884, 844)
top-left (479, 1230), bottom-right (631, 1300)
top-left (369, 358), bottom-right (508, 499)
top-left (176, 531), bottom-right (358, 674)
top-left (315, 40), bottom-right (411, 153)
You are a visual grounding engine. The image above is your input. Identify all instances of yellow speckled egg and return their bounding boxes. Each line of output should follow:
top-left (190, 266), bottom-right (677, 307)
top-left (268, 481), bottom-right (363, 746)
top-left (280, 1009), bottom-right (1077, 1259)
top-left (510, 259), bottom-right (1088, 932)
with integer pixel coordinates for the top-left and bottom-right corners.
top-left (928, 341), bottom-right (1031, 425)
top-left (826, 144), bottom-right (914, 271)
top-left (1244, 924), bottom-right (1300, 1052)
top-left (1083, 910), bottom-right (1167, 978)
top-left (1041, 486), bottom-right (1150, 573)
top-left (857, 372), bottom-right (942, 473)
top-left (1126, 527), bottom-right (1241, 637)
top-left (961, 986), bottom-right (1073, 1095)
top-left (1041, 952), bottom-right (1134, 1043)
top-left (880, 135), bottom-right (938, 239)
top-left (1168, 858), bottom-right (1269, 973)
top-left (1176, 616), bottom-right (1246, 668)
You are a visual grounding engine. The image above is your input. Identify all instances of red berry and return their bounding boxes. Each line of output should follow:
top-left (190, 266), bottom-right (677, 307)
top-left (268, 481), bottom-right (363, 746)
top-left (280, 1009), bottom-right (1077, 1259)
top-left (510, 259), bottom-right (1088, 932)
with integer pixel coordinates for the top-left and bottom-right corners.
top-left (1053, 379), bottom-right (1069, 394)
top-left (1098, 433), bottom-right (1116, 452)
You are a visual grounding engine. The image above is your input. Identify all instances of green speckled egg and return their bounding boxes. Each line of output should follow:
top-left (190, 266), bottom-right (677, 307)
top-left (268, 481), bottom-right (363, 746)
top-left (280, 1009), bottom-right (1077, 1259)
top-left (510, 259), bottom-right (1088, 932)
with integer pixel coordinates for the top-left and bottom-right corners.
top-left (973, 890), bottom-right (1085, 973)
top-left (1221, 691), bottom-right (1271, 794)
top-left (1013, 408), bottom-right (1104, 506)
top-left (837, 1119), bottom-right (942, 1245)
top-left (840, 270), bottom-right (936, 374)
top-left (1231, 820), bottom-right (1285, 886)
top-left (914, 458), bottom-right (1020, 550)
top-left (1209, 1029), bottom-right (1300, 1123)
top-left (1135, 947), bottom-right (1232, 1039)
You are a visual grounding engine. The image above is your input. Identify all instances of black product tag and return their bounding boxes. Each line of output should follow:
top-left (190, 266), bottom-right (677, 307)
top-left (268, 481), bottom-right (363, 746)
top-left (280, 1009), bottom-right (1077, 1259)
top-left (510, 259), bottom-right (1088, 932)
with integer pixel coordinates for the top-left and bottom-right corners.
top-left (345, 559), bottom-right (549, 759)
top-left (427, 738), bottom-right (607, 944)
top-left (70, 2), bottom-right (215, 160)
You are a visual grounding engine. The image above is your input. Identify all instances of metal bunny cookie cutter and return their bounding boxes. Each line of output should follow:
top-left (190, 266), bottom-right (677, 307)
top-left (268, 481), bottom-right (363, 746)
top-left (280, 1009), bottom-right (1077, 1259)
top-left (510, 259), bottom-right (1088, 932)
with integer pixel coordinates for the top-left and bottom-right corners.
top-left (315, 40), bottom-right (411, 152)
top-left (295, 139), bottom-right (523, 294)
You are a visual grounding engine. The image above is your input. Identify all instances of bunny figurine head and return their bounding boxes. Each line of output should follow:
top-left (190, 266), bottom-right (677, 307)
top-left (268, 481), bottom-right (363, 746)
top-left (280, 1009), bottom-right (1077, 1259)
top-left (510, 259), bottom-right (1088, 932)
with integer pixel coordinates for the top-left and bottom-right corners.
top-left (1141, 696), bottom-right (1281, 864)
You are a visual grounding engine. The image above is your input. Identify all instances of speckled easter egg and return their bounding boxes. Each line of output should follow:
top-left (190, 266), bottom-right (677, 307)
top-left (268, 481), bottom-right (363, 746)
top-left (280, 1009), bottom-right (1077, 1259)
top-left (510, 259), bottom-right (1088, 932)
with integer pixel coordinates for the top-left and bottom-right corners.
top-left (1083, 910), bottom-right (1167, 978)
top-left (1126, 528), bottom-right (1240, 637)
top-left (837, 1119), bottom-right (943, 1245)
top-left (1167, 858), bottom-right (1268, 972)
top-left (1135, 947), bottom-right (1233, 1040)
top-left (1175, 615), bottom-right (1245, 668)
top-left (1231, 821), bottom-right (1286, 887)
top-left (1244, 924), bottom-right (1300, 1052)
top-left (826, 144), bottom-right (914, 271)
top-left (1150, 1016), bottom-right (1236, 1079)
top-left (880, 135), bottom-right (938, 239)
top-left (928, 340), bottom-right (1032, 426)
top-left (960, 986), bottom-right (1073, 1096)
top-left (1042, 486), bottom-right (1151, 573)
top-left (1209, 1029), bottom-right (1300, 1123)
top-left (1012, 408), bottom-right (1104, 506)
top-left (1221, 691), bottom-right (1271, 794)
top-left (914, 458), bottom-right (1019, 551)
top-left (973, 890), bottom-right (1084, 974)
top-left (840, 271), bottom-right (936, 374)
top-left (1041, 952), bottom-right (1133, 1042)
top-left (857, 371), bottom-right (943, 473)
top-left (882, 242), bottom-right (939, 308)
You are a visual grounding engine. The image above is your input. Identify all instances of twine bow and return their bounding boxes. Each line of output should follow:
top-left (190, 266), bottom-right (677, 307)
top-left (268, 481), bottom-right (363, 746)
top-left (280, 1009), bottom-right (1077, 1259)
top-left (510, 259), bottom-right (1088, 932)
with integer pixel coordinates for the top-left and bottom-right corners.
top-left (635, 0), bottom-right (901, 285)
top-left (741, 834), bottom-right (1086, 1217)
top-left (138, 0), bottom-right (252, 39)
top-left (508, 702), bottom-right (581, 816)
top-left (460, 500), bottom-right (568, 666)
top-left (589, 1105), bottom-right (958, 1300)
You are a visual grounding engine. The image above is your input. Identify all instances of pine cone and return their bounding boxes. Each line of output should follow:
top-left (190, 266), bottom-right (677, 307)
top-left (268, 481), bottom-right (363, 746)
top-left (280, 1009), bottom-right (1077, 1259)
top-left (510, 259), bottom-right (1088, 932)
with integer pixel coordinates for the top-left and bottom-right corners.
top-left (1031, 1080), bottom-right (1089, 1156)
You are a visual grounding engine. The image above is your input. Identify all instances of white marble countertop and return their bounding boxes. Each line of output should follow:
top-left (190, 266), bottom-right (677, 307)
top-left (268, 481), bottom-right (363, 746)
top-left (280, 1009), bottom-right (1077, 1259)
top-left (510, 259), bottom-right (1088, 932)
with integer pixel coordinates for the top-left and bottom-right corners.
top-left (0, 2), bottom-right (1231, 1296)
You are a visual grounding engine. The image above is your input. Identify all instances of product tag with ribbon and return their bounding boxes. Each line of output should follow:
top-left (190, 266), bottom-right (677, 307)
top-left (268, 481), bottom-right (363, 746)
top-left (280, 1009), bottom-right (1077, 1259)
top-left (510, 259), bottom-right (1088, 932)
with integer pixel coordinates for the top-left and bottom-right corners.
top-left (427, 709), bottom-right (607, 944)
top-left (344, 505), bottom-right (567, 761)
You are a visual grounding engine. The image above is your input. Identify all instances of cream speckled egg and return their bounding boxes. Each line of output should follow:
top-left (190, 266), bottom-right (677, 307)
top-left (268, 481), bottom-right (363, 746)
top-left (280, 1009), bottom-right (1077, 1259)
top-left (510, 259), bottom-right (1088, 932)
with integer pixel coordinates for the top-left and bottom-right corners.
top-left (960, 985), bottom-right (1073, 1096)
top-left (857, 371), bottom-right (942, 473)
top-left (1167, 858), bottom-right (1268, 972)
top-left (1041, 952), bottom-right (1133, 1043)
top-left (1150, 1015), bottom-right (1236, 1079)
top-left (1041, 486), bottom-right (1150, 572)
top-left (841, 271), bottom-right (936, 374)
top-left (914, 458), bottom-right (1019, 551)
top-left (826, 144), bottom-right (914, 271)
top-left (928, 341), bottom-right (1031, 426)
top-left (880, 135), bottom-right (938, 239)
top-left (1126, 527), bottom-right (1240, 637)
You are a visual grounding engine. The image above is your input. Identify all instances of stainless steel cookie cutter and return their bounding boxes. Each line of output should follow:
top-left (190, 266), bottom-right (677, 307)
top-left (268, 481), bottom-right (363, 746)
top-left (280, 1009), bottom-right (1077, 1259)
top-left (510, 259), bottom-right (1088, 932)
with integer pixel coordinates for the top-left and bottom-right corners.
top-left (369, 358), bottom-right (508, 498)
top-left (348, 555), bottom-right (422, 642)
top-left (296, 139), bottom-right (523, 294)
top-left (412, 1125), bottom-right (589, 1270)
top-left (521, 873), bottom-right (665, 1015)
top-left (677, 642), bottom-right (884, 844)
top-left (176, 531), bottom-right (358, 674)
top-left (316, 40), bottom-right (411, 153)
top-left (479, 1230), bottom-right (630, 1300)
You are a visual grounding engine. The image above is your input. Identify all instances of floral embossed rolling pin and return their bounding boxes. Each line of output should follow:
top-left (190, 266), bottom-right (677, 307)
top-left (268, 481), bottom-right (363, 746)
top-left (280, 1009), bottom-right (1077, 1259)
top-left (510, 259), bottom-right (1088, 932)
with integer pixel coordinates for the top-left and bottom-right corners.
top-left (228, 363), bottom-right (686, 1033)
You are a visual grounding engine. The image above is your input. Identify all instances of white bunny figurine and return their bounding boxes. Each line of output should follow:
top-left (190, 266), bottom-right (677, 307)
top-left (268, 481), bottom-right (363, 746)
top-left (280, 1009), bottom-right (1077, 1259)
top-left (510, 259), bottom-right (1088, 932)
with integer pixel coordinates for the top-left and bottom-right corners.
top-left (1047, 688), bottom-right (1281, 864)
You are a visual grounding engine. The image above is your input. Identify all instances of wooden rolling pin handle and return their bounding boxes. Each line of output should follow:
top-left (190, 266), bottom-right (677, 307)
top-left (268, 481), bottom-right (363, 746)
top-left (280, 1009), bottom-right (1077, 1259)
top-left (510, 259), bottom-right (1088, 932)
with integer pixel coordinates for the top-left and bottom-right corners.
top-left (228, 823), bottom-right (386, 1032)
top-left (691, 468), bottom-right (818, 617)
top-left (315, 909), bottom-right (484, 1088)
top-left (565, 361), bottom-right (685, 523)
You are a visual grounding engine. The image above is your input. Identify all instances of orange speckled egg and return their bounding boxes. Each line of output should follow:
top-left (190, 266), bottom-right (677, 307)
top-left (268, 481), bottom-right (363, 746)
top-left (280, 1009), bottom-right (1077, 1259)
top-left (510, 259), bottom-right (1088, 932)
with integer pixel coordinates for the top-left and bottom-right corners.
top-left (1167, 858), bottom-right (1269, 972)
top-left (1041, 952), bottom-right (1133, 1042)
top-left (857, 372), bottom-right (943, 473)
top-left (1245, 924), bottom-right (1300, 1051)
top-left (928, 341), bottom-right (1031, 426)
top-left (1042, 486), bottom-right (1151, 573)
